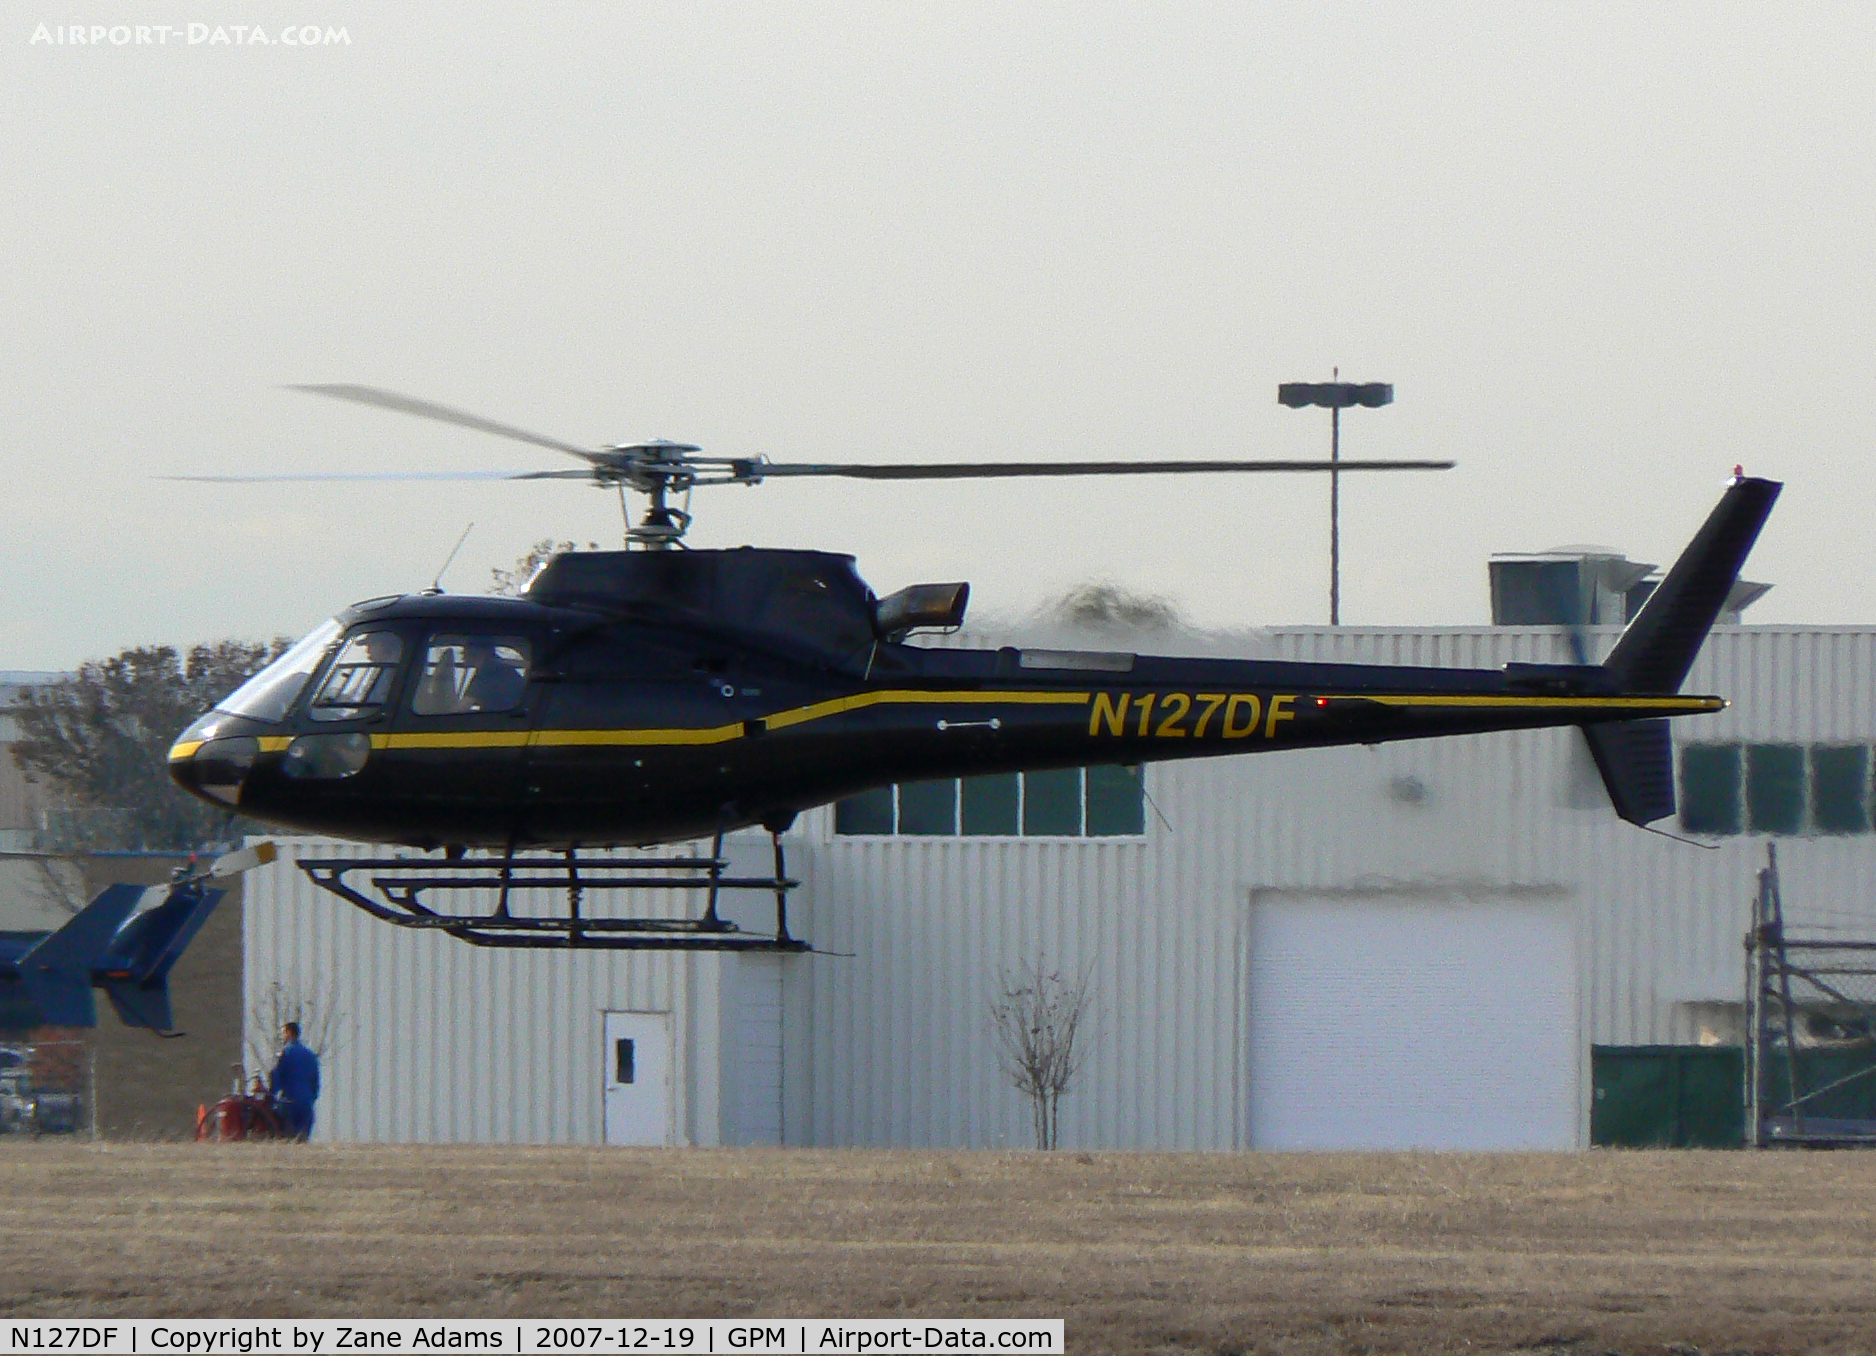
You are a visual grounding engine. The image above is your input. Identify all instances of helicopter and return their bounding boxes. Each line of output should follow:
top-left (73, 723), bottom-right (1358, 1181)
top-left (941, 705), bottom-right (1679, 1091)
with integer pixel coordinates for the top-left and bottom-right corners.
top-left (165, 386), bottom-right (1779, 950)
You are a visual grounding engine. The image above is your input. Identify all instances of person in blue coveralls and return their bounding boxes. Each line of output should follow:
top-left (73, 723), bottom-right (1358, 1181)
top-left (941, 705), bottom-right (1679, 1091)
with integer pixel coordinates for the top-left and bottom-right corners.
top-left (269, 1021), bottom-right (320, 1141)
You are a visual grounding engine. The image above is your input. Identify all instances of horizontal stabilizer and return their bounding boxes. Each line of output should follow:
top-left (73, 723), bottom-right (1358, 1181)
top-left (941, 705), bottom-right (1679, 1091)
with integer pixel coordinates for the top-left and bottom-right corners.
top-left (1604, 477), bottom-right (1781, 692)
top-left (1582, 719), bottom-right (1675, 826)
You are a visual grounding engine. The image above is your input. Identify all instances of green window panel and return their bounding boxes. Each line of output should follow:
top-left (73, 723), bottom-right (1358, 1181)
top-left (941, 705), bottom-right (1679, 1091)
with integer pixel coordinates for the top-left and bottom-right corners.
top-left (1086, 764), bottom-right (1145, 836)
top-left (1022, 768), bottom-right (1083, 836)
top-left (836, 765), bottom-right (1146, 837)
top-left (897, 778), bottom-right (958, 835)
top-left (960, 773), bottom-right (1020, 835)
top-left (1747, 743), bottom-right (1805, 835)
top-left (1812, 745), bottom-right (1871, 836)
top-left (1680, 744), bottom-right (1742, 835)
top-left (833, 785), bottom-right (894, 835)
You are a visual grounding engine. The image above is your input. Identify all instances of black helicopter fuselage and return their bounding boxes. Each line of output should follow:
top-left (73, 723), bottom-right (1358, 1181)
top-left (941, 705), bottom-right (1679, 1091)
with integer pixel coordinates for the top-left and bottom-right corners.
top-left (167, 484), bottom-right (1765, 851)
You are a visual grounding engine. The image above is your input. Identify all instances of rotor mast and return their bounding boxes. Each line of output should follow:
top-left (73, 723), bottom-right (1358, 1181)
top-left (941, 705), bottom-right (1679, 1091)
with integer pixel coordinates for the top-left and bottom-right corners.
top-left (617, 443), bottom-right (699, 549)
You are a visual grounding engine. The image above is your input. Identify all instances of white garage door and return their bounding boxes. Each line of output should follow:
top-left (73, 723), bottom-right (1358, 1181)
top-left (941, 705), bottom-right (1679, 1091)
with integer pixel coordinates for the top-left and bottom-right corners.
top-left (1248, 896), bottom-right (1577, 1150)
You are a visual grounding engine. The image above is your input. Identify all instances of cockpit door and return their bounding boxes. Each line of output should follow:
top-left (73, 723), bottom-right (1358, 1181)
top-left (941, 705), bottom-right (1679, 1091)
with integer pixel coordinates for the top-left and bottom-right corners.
top-left (380, 630), bottom-right (541, 844)
top-left (519, 622), bottom-right (738, 844)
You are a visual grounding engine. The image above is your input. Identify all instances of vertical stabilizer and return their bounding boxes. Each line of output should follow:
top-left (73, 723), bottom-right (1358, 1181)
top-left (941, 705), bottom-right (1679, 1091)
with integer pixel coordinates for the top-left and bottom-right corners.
top-left (99, 883), bottom-right (226, 1032)
top-left (104, 982), bottom-right (173, 1032)
top-left (1581, 719), bottom-right (1675, 826)
top-left (105, 884), bottom-right (225, 984)
top-left (1603, 476), bottom-right (1781, 692)
top-left (1586, 474), bottom-right (1781, 827)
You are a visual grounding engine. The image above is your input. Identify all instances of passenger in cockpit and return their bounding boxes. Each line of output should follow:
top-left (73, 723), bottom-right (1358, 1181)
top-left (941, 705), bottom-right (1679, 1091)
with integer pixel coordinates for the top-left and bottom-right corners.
top-left (463, 640), bottom-right (526, 713)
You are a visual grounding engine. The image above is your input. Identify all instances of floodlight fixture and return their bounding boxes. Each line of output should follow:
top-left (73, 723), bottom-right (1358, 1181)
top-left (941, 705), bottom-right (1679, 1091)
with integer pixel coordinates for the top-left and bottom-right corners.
top-left (1277, 382), bottom-right (1393, 410)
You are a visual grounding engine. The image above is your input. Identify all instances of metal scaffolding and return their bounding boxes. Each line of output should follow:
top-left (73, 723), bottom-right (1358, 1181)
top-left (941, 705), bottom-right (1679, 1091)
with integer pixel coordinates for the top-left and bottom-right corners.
top-left (1746, 843), bottom-right (1876, 1146)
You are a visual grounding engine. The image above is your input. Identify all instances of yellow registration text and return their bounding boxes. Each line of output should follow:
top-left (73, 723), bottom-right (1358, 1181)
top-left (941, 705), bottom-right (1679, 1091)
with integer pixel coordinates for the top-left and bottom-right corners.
top-left (1087, 692), bottom-right (1296, 739)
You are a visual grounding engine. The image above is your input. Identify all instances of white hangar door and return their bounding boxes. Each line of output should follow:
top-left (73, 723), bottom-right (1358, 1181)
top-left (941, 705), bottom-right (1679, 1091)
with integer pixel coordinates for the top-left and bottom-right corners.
top-left (1247, 896), bottom-right (1577, 1150)
top-left (603, 1011), bottom-right (673, 1146)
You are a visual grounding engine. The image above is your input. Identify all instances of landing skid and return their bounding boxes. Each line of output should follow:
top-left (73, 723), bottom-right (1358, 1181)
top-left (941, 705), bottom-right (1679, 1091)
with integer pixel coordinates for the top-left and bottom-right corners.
top-left (297, 831), bottom-right (808, 951)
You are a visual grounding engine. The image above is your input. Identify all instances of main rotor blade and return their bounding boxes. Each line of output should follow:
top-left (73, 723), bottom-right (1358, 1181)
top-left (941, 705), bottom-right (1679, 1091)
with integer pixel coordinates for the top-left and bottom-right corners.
top-left (750, 458), bottom-right (1454, 480)
top-left (286, 384), bottom-right (602, 463)
top-left (160, 469), bottom-right (594, 483)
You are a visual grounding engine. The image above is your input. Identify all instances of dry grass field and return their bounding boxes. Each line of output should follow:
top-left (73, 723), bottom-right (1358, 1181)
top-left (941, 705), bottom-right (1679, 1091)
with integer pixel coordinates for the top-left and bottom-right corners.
top-left (2, 1144), bottom-right (1875, 1355)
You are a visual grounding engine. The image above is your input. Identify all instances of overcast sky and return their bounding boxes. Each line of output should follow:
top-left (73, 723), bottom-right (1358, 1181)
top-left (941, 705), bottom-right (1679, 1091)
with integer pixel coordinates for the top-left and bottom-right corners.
top-left (3, 4), bottom-right (1871, 669)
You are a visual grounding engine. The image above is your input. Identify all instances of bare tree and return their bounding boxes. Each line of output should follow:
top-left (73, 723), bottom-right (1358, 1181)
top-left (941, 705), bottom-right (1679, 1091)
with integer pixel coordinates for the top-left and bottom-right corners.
top-left (245, 978), bottom-right (345, 1079)
top-left (1048, 582), bottom-right (1182, 633)
top-left (989, 956), bottom-right (1093, 1149)
top-left (27, 856), bottom-right (87, 919)
top-left (489, 539), bottom-right (596, 596)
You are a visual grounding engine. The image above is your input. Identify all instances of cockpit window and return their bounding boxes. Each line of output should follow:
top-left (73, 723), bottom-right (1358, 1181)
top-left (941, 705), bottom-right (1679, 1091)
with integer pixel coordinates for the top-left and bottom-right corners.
top-left (215, 619), bottom-right (345, 723)
top-left (410, 635), bottom-right (531, 716)
top-left (308, 631), bottom-right (404, 722)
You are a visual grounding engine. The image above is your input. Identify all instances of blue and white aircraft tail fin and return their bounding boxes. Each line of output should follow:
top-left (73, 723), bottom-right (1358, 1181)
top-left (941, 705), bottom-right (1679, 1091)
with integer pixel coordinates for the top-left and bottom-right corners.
top-left (100, 883), bottom-right (229, 1032)
top-left (15, 884), bottom-right (147, 1027)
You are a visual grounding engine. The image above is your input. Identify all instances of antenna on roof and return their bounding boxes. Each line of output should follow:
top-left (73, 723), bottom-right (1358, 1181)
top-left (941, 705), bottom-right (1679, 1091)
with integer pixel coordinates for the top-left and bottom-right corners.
top-left (425, 522), bottom-right (474, 595)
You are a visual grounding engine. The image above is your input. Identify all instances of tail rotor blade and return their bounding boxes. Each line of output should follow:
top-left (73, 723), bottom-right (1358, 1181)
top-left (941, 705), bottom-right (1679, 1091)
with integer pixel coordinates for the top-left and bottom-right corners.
top-left (207, 840), bottom-right (277, 880)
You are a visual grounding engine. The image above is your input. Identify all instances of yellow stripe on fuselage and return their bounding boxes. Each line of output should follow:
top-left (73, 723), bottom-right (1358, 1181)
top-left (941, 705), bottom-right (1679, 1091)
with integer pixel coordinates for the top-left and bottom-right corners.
top-left (761, 687), bottom-right (1088, 732)
top-left (525, 688), bottom-right (1089, 748)
top-left (166, 688), bottom-right (1721, 761)
top-left (167, 735), bottom-right (291, 760)
top-left (168, 689), bottom-right (1092, 759)
top-left (1364, 694), bottom-right (1723, 713)
top-left (375, 730), bottom-right (534, 750)
top-left (526, 726), bottom-right (739, 748)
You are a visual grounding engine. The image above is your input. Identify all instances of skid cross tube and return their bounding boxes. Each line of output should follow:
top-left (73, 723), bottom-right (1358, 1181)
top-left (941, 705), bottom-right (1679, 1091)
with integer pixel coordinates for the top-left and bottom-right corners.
top-left (297, 844), bottom-right (808, 951)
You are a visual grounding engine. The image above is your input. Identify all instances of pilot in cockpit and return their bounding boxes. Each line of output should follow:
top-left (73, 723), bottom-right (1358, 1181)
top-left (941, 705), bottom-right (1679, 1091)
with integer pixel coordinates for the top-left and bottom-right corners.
top-left (462, 640), bottom-right (526, 713)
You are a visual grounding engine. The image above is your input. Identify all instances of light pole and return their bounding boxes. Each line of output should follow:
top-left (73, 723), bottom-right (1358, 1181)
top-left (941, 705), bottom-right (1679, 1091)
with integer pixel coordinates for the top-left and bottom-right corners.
top-left (1278, 371), bottom-right (1393, 625)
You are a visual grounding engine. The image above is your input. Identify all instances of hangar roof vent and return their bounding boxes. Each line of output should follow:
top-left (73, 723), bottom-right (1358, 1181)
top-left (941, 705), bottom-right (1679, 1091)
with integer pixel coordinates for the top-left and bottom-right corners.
top-left (1489, 549), bottom-right (1769, 627)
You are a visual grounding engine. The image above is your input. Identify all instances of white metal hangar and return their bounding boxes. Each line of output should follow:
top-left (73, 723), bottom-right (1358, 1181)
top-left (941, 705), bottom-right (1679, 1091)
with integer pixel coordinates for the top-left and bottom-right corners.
top-left (242, 615), bottom-right (1876, 1152)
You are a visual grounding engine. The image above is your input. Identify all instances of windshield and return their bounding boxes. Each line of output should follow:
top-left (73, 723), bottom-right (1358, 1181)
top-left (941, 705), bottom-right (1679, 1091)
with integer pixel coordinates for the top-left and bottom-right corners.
top-left (216, 619), bottom-right (344, 722)
top-left (308, 630), bottom-right (405, 722)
